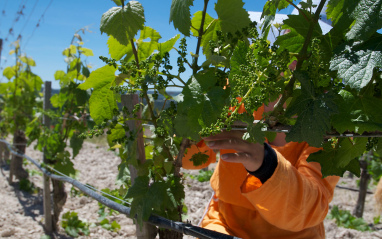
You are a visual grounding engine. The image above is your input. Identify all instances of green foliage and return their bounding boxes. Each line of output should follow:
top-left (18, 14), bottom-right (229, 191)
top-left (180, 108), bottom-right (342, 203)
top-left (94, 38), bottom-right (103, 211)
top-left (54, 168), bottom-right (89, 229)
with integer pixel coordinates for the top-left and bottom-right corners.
top-left (189, 152), bottom-right (209, 166)
top-left (0, 40), bottom-right (43, 137)
top-left (100, 1), bottom-right (145, 45)
top-left (96, 188), bottom-right (124, 232)
top-left (99, 218), bottom-right (121, 231)
top-left (126, 175), bottom-right (185, 225)
top-left (214, 0), bottom-right (251, 35)
top-left (189, 169), bottom-right (214, 182)
top-left (373, 215), bottom-right (380, 225)
top-left (85, 0), bottom-right (382, 229)
top-left (330, 34), bottom-right (382, 90)
top-left (367, 150), bottom-right (382, 183)
top-left (18, 178), bottom-right (36, 193)
top-left (328, 205), bottom-right (371, 231)
top-left (345, 0), bottom-right (382, 41)
top-left (169, 0), bottom-right (194, 36)
top-left (175, 71), bottom-right (229, 140)
top-left (26, 168), bottom-right (43, 177)
top-left (78, 65), bottom-right (118, 124)
top-left (308, 138), bottom-right (367, 177)
top-left (285, 76), bottom-right (338, 147)
top-left (61, 211), bottom-right (90, 237)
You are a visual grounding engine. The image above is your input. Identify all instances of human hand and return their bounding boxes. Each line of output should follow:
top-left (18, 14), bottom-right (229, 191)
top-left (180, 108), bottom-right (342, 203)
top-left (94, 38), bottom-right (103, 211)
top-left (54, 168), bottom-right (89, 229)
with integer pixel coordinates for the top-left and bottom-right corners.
top-left (203, 131), bottom-right (265, 172)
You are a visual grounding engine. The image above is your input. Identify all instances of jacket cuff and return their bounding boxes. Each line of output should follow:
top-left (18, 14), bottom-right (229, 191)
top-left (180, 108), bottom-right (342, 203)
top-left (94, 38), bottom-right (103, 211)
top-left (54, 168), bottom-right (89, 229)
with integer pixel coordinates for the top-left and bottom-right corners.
top-left (247, 143), bottom-right (278, 183)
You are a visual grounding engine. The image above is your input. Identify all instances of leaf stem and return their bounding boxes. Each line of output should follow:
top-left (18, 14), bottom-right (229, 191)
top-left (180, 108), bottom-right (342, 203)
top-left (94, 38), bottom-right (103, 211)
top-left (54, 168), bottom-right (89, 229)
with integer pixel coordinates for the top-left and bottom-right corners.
top-left (273, 0), bottom-right (327, 116)
top-left (192, 0), bottom-right (209, 74)
top-left (135, 69), bottom-right (187, 85)
top-left (284, 0), bottom-right (310, 22)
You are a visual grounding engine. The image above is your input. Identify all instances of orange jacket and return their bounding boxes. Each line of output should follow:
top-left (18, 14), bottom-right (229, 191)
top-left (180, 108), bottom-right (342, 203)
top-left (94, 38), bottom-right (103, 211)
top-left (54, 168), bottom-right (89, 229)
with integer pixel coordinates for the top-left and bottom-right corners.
top-left (183, 141), bottom-right (339, 239)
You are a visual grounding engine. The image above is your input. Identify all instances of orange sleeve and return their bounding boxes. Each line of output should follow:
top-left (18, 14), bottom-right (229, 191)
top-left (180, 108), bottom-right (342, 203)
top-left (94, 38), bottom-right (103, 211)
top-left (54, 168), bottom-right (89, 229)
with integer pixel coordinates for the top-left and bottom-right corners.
top-left (240, 146), bottom-right (339, 231)
top-left (182, 141), bottom-right (216, 170)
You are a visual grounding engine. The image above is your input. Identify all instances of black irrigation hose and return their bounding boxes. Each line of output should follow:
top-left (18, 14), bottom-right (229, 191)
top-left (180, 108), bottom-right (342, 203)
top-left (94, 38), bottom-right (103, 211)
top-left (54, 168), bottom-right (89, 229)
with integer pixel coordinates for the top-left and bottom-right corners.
top-left (335, 185), bottom-right (373, 195)
top-left (0, 139), bottom-right (241, 239)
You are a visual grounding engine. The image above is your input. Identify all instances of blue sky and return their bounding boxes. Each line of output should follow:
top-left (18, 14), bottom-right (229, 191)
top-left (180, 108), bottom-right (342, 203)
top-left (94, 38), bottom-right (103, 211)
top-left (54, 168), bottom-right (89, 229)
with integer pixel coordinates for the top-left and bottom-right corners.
top-left (0, 0), bottom-right (297, 89)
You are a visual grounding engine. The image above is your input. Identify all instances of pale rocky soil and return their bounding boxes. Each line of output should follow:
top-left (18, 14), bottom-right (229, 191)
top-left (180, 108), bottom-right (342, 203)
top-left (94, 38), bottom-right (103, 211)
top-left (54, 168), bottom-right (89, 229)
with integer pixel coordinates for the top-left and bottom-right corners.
top-left (0, 140), bottom-right (381, 239)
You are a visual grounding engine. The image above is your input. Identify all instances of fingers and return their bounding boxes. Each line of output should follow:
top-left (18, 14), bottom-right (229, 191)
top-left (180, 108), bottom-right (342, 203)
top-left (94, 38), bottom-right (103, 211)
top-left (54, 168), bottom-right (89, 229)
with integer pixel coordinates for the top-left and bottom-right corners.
top-left (219, 151), bottom-right (264, 172)
top-left (205, 137), bottom-right (253, 153)
top-left (202, 130), bottom-right (265, 171)
top-left (202, 130), bottom-right (244, 141)
top-left (220, 152), bottom-right (253, 163)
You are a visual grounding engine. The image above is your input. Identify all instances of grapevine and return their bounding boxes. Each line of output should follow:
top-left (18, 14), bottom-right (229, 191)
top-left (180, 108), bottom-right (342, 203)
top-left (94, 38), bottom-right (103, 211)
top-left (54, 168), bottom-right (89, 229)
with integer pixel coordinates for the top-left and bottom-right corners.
top-left (78, 0), bottom-right (382, 238)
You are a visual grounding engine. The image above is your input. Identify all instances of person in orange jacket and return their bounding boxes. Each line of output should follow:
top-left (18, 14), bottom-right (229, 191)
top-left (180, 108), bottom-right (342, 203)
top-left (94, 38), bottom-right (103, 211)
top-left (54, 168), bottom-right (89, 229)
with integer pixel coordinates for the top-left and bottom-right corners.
top-left (182, 102), bottom-right (340, 239)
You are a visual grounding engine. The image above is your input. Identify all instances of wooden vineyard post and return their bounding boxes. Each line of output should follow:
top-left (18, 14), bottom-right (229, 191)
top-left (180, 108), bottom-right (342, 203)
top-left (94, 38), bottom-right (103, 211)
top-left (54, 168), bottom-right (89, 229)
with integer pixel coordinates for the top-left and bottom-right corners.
top-left (43, 81), bottom-right (53, 233)
top-left (353, 151), bottom-right (372, 218)
top-left (121, 94), bottom-right (157, 239)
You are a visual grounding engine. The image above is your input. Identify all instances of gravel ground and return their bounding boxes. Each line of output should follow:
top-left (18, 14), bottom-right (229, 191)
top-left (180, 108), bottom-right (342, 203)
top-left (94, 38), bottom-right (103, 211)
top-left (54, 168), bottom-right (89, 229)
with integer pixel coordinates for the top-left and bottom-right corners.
top-left (0, 141), bottom-right (381, 238)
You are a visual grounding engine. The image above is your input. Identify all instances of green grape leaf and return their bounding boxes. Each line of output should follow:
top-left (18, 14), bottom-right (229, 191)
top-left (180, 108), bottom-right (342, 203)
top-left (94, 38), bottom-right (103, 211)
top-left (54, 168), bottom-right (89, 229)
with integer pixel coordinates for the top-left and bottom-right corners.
top-left (146, 182), bottom-right (168, 211)
top-left (157, 34), bottom-right (181, 56)
top-left (215, 0), bottom-right (251, 34)
top-left (82, 64), bottom-right (90, 78)
top-left (244, 120), bottom-right (266, 144)
top-left (111, 220), bottom-right (121, 231)
top-left (331, 90), bottom-right (382, 133)
top-left (275, 14), bottom-right (322, 53)
top-left (125, 176), bottom-right (149, 199)
top-left (70, 133), bottom-right (84, 158)
top-left (169, 0), bottom-right (194, 36)
top-left (190, 152), bottom-right (209, 166)
top-left (163, 161), bottom-right (173, 173)
top-left (100, 2), bottom-right (145, 45)
top-left (175, 71), bottom-right (228, 140)
top-left (200, 19), bottom-right (221, 57)
top-left (285, 72), bottom-right (338, 147)
top-left (330, 34), bottom-right (382, 90)
top-left (376, 139), bottom-right (382, 155)
top-left (262, 0), bottom-right (290, 17)
top-left (26, 73), bottom-right (43, 91)
top-left (116, 162), bottom-right (130, 185)
top-left (54, 70), bottom-right (66, 81)
top-left (126, 176), bottom-right (170, 225)
top-left (260, 14), bottom-right (274, 39)
top-left (299, 0), bottom-right (317, 10)
top-left (79, 65), bottom-right (118, 124)
top-left (112, 0), bottom-right (122, 6)
top-left (229, 40), bottom-right (249, 79)
top-left (139, 41), bottom-right (158, 60)
top-left (78, 65), bottom-right (116, 90)
top-left (136, 26), bottom-right (162, 60)
top-left (326, 0), bottom-right (358, 38)
top-left (54, 151), bottom-right (76, 177)
top-left (307, 138), bottom-right (367, 177)
top-left (50, 92), bottom-right (67, 109)
top-left (169, 177), bottom-right (185, 203)
top-left (78, 47), bottom-right (94, 56)
top-left (3, 66), bottom-right (16, 80)
top-left (191, 11), bottom-right (215, 37)
top-left (19, 56), bottom-right (36, 66)
top-left (346, 0), bottom-right (382, 41)
top-left (74, 88), bottom-right (89, 106)
top-left (107, 35), bottom-right (133, 60)
top-left (138, 26), bottom-right (162, 43)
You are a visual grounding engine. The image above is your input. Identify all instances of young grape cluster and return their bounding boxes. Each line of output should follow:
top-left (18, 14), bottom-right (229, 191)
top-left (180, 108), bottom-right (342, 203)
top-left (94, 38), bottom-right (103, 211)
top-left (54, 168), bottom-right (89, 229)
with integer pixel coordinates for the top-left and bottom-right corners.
top-left (200, 25), bottom-right (291, 138)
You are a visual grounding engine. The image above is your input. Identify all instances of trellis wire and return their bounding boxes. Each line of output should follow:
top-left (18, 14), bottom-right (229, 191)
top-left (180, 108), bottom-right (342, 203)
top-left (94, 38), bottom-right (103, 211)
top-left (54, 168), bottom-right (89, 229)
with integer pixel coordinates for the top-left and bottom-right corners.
top-left (0, 139), bottom-right (240, 239)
